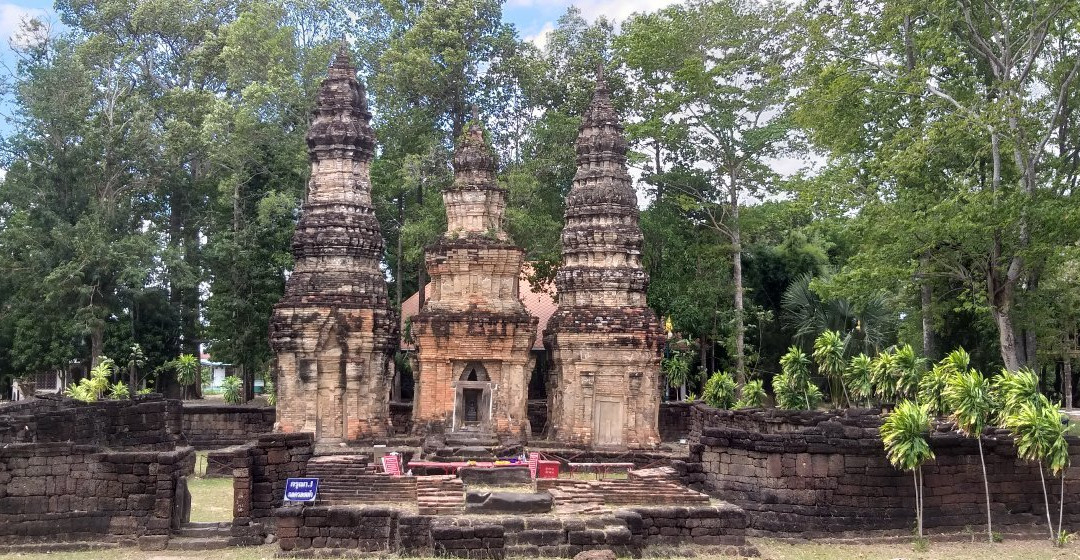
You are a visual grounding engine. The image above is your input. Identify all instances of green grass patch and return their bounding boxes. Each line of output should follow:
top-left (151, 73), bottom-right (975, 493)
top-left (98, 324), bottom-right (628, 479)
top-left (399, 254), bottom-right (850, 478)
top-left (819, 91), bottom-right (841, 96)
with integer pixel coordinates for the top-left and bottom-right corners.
top-left (187, 476), bottom-right (233, 522)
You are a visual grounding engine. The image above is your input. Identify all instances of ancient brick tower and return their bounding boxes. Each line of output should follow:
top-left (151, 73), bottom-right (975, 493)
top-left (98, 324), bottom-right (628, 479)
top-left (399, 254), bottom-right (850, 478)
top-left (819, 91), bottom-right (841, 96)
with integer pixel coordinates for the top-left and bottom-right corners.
top-left (411, 117), bottom-right (538, 443)
top-left (270, 48), bottom-right (397, 443)
top-left (544, 68), bottom-right (664, 448)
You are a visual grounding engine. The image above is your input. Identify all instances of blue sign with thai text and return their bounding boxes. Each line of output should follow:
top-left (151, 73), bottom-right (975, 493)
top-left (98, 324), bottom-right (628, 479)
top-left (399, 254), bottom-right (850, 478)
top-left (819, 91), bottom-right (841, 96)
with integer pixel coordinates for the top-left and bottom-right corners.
top-left (284, 478), bottom-right (319, 502)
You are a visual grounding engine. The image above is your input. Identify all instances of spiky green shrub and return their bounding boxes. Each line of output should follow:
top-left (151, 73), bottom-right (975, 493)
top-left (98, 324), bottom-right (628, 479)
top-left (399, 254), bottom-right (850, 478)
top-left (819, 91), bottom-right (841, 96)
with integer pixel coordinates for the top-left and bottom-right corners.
top-left (892, 345), bottom-right (926, 400)
top-left (813, 330), bottom-right (848, 406)
top-left (943, 368), bottom-right (995, 542)
top-left (264, 378), bottom-right (277, 406)
top-left (774, 346), bottom-right (822, 410)
top-left (64, 357), bottom-right (115, 402)
top-left (735, 379), bottom-right (767, 409)
top-left (992, 367), bottom-right (1041, 421)
top-left (845, 354), bottom-right (874, 406)
top-left (703, 371), bottom-right (737, 409)
top-left (918, 364), bottom-right (951, 416)
top-left (880, 400), bottom-right (935, 538)
top-left (222, 375), bottom-right (243, 404)
top-left (1002, 394), bottom-right (1069, 542)
top-left (108, 381), bottom-right (129, 400)
top-left (871, 349), bottom-right (898, 402)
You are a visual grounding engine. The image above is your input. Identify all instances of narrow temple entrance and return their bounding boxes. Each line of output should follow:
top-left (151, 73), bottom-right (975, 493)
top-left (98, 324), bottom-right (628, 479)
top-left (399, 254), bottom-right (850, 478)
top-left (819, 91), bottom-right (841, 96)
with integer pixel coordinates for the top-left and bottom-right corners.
top-left (453, 362), bottom-right (492, 432)
top-left (594, 399), bottom-right (624, 446)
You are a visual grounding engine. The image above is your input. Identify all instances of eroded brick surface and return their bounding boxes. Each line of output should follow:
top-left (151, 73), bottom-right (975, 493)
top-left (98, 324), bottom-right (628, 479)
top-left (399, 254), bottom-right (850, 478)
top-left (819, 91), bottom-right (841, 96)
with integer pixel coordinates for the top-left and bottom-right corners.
top-left (545, 70), bottom-right (663, 448)
top-left (411, 119), bottom-right (538, 441)
top-left (270, 49), bottom-right (397, 442)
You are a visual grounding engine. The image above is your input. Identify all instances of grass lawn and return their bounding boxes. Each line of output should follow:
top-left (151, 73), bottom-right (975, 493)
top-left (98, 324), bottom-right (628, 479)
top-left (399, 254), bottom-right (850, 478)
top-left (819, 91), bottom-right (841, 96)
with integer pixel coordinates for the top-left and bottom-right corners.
top-left (187, 476), bottom-right (234, 523)
top-left (2, 538), bottom-right (1078, 560)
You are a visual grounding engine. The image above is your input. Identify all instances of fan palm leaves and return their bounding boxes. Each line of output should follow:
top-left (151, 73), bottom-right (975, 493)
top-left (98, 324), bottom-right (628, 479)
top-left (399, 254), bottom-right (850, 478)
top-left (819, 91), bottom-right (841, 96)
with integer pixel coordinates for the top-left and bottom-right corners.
top-left (813, 330), bottom-right (849, 407)
top-left (943, 368), bottom-right (995, 542)
top-left (881, 400), bottom-right (935, 538)
top-left (845, 354), bottom-right (875, 407)
top-left (782, 273), bottom-right (893, 357)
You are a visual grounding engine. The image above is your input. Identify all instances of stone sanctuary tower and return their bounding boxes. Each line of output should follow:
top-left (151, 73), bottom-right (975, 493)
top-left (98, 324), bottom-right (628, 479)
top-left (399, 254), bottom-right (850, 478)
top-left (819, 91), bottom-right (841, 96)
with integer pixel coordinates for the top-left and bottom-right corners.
top-left (544, 67), bottom-right (664, 448)
top-left (270, 48), bottom-right (397, 443)
top-left (410, 116), bottom-right (538, 444)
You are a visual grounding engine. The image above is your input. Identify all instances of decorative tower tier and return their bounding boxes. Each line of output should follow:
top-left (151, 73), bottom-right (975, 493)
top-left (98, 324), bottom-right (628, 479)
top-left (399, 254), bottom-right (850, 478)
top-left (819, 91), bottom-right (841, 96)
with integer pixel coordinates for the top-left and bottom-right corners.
top-left (544, 68), bottom-right (664, 448)
top-left (270, 48), bottom-right (397, 443)
top-left (411, 118), bottom-right (538, 444)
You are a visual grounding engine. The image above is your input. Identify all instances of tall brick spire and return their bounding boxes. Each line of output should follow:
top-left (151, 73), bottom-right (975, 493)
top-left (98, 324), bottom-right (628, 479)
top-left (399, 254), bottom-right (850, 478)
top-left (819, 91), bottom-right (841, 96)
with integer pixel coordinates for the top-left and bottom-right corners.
top-left (270, 49), bottom-right (397, 442)
top-left (544, 66), bottom-right (663, 448)
top-left (411, 115), bottom-right (537, 444)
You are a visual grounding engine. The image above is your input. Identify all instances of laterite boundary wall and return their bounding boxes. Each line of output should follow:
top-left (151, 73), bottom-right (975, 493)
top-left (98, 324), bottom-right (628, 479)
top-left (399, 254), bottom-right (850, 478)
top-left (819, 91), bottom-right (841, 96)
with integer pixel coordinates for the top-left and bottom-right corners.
top-left (678, 405), bottom-right (1080, 537)
top-left (274, 503), bottom-right (753, 558)
top-left (180, 403), bottom-right (275, 449)
top-left (0, 397), bottom-right (194, 546)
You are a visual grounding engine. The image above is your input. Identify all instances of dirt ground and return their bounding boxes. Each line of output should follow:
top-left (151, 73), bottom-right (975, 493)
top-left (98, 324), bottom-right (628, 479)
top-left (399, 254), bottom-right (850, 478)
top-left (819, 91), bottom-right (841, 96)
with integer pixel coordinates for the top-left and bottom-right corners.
top-left (2, 539), bottom-right (1080, 560)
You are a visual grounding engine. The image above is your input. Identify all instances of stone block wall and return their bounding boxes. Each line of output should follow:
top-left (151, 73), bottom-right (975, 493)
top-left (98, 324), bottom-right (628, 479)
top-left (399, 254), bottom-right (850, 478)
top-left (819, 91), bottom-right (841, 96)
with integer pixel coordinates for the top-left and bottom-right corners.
top-left (181, 403), bottom-right (275, 449)
top-left (0, 442), bottom-right (194, 545)
top-left (390, 401), bottom-right (412, 434)
top-left (272, 504), bottom-right (749, 558)
top-left (0, 396), bottom-right (183, 449)
top-left (232, 432), bottom-right (313, 525)
top-left (682, 404), bottom-right (1080, 537)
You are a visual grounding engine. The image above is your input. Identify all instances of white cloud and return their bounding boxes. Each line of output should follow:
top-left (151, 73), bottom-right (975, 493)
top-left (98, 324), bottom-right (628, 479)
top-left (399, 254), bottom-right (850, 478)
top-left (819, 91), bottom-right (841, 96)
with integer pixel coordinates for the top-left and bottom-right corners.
top-left (524, 21), bottom-right (555, 50)
top-left (574, 0), bottom-right (681, 24)
top-left (0, 3), bottom-right (47, 49)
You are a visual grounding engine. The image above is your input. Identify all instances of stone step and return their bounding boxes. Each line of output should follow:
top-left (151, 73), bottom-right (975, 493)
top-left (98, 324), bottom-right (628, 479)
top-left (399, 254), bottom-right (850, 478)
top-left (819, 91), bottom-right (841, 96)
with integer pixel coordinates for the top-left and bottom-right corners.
top-left (173, 522), bottom-right (232, 538)
top-left (166, 537), bottom-right (231, 551)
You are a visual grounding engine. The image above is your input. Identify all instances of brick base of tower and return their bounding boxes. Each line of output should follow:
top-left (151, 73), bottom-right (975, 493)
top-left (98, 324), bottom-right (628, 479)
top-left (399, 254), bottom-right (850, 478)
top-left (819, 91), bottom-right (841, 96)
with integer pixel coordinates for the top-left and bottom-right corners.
top-left (411, 311), bottom-right (537, 443)
top-left (545, 310), bottom-right (664, 449)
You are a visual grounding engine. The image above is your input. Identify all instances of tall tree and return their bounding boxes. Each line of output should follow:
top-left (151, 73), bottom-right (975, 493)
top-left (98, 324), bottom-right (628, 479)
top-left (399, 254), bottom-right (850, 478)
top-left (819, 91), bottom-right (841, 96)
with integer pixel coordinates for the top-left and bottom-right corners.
top-left (620, 0), bottom-right (799, 383)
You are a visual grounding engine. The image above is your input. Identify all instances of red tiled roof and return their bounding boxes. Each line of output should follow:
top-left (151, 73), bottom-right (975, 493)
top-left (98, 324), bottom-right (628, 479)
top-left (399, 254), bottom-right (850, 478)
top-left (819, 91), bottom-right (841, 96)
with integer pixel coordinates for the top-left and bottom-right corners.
top-left (400, 264), bottom-right (556, 351)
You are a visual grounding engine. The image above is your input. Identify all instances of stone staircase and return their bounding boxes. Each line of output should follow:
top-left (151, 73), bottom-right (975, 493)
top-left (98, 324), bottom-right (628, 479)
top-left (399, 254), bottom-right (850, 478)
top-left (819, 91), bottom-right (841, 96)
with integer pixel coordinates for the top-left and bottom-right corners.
top-left (539, 477), bottom-right (710, 512)
top-left (305, 455), bottom-right (417, 505)
top-left (167, 521), bottom-right (233, 551)
top-left (417, 475), bottom-right (466, 515)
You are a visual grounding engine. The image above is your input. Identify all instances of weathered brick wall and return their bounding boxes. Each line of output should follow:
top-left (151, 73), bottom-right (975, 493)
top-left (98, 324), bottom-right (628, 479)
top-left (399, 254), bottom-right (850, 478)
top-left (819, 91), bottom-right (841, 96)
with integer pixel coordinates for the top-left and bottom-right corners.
top-left (181, 403), bottom-right (275, 449)
top-left (390, 401), bottom-right (412, 434)
top-left (0, 442), bottom-right (194, 545)
top-left (682, 404), bottom-right (1080, 537)
top-left (659, 401), bottom-right (691, 441)
top-left (0, 396), bottom-right (183, 449)
top-left (232, 432), bottom-right (313, 526)
top-left (273, 504), bottom-right (749, 558)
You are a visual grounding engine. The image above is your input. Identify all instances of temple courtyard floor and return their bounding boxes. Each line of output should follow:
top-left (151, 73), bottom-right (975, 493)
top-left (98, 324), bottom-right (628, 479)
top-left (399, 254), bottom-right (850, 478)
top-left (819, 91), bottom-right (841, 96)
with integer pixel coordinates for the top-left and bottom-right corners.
top-left (2, 540), bottom-right (1080, 560)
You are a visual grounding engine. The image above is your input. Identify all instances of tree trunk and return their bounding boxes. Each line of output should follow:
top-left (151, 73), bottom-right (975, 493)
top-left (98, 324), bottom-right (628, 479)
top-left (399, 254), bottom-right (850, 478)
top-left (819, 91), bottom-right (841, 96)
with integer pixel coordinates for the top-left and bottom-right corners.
top-left (90, 321), bottom-right (104, 367)
top-left (129, 362), bottom-right (137, 398)
top-left (729, 171), bottom-right (745, 384)
top-left (1040, 464), bottom-right (1054, 539)
top-left (978, 437), bottom-right (992, 542)
top-left (913, 468), bottom-right (922, 538)
top-left (920, 254), bottom-right (935, 361)
top-left (1064, 355), bottom-right (1073, 411)
top-left (396, 196), bottom-right (404, 311)
top-left (1058, 472), bottom-right (1065, 543)
top-left (989, 293), bottom-right (1022, 372)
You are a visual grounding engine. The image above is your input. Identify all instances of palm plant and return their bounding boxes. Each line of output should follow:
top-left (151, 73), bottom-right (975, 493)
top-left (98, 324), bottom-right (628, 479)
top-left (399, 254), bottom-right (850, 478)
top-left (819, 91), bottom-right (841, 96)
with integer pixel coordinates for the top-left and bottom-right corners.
top-left (992, 367), bottom-right (1041, 421)
top-left (813, 330), bottom-right (848, 407)
top-left (65, 357), bottom-right (116, 402)
top-left (703, 371), bottom-right (738, 409)
top-left (893, 345), bottom-right (926, 400)
top-left (222, 375), bottom-right (244, 404)
top-left (845, 354), bottom-right (875, 407)
top-left (734, 379), bottom-right (767, 409)
top-left (662, 351), bottom-right (693, 401)
top-left (943, 369), bottom-right (995, 542)
top-left (782, 273), bottom-right (893, 356)
top-left (775, 346), bottom-right (822, 410)
top-left (880, 400), bottom-right (935, 538)
top-left (1003, 395), bottom-right (1069, 541)
top-left (871, 349), bottom-right (898, 403)
top-left (918, 364), bottom-right (951, 417)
